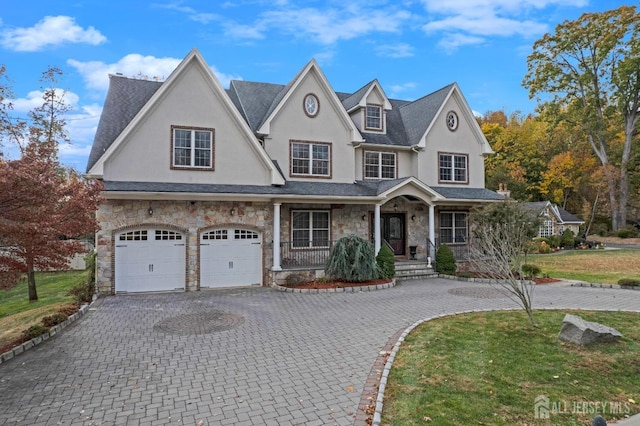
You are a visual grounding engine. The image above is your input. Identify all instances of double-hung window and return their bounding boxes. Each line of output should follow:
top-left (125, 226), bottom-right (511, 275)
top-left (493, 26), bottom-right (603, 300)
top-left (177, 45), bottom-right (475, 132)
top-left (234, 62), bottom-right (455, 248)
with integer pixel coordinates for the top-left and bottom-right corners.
top-left (439, 153), bottom-right (468, 183)
top-left (292, 210), bottom-right (330, 248)
top-left (290, 141), bottom-right (331, 177)
top-left (365, 105), bottom-right (382, 130)
top-left (172, 126), bottom-right (214, 169)
top-left (440, 212), bottom-right (467, 244)
top-left (364, 151), bottom-right (396, 179)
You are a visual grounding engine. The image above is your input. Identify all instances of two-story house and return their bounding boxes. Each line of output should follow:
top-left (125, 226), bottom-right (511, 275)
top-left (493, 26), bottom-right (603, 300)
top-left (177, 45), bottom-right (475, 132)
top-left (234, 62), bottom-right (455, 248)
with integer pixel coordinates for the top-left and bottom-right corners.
top-left (86, 48), bottom-right (504, 294)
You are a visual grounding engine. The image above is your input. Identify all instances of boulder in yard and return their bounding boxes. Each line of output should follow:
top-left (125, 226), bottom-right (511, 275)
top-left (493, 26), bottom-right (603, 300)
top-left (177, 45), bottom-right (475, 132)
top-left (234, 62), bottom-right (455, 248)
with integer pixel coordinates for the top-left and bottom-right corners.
top-left (558, 314), bottom-right (622, 346)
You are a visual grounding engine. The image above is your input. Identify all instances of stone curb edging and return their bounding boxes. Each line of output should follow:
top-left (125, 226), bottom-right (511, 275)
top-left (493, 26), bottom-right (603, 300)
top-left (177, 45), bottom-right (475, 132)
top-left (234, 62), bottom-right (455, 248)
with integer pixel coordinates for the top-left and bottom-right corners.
top-left (0, 297), bottom-right (97, 365)
top-left (272, 278), bottom-right (396, 293)
top-left (371, 308), bottom-right (503, 426)
top-left (570, 281), bottom-right (640, 290)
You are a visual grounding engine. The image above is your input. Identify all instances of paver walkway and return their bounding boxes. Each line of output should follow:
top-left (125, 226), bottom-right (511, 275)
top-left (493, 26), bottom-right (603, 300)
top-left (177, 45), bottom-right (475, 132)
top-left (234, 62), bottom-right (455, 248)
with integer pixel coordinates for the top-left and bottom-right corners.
top-left (0, 278), bottom-right (638, 425)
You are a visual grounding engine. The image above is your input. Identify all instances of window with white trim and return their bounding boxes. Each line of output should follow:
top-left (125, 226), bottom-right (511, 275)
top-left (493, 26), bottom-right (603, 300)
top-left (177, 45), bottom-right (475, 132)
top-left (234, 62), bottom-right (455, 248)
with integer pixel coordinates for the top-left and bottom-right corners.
top-left (365, 105), bottom-right (382, 130)
top-left (290, 141), bottom-right (330, 177)
top-left (364, 151), bottom-right (396, 179)
top-left (439, 153), bottom-right (468, 183)
top-left (440, 212), bottom-right (467, 244)
top-left (292, 210), bottom-right (330, 248)
top-left (539, 220), bottom-right (554, 237)
top-left (172, 126), bottom-right (214, 169)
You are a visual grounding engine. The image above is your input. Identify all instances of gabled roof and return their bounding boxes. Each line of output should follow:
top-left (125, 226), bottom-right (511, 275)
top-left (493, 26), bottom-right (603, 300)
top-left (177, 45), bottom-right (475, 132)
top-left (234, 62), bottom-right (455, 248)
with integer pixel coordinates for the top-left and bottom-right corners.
top-left (227, 80), bottom-right (284, 132)
top-left (86, 76), bottom-right (162, 172)
top-left (86, 48), bottom-right (284, 185)
top-left (552, 204), bottom-right (584, 224)
top-left (255, 59), bottom-right (362, 142)
top-left (400, 84), bottom-right (453, 147)
top-left (341, 79), bottom-right (392, 112)
top-left (523, 201), bottom-right (584, 225)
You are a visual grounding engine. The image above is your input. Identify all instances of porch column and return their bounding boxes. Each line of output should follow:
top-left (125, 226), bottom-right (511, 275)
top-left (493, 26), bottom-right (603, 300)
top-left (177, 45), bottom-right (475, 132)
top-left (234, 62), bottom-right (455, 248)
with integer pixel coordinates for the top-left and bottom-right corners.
top-left (272, 203), bottom-right (282, 271)
top-left (374, 203), bottom-right (381, 254)
top-left (429, 204), bottom-right (436, 259)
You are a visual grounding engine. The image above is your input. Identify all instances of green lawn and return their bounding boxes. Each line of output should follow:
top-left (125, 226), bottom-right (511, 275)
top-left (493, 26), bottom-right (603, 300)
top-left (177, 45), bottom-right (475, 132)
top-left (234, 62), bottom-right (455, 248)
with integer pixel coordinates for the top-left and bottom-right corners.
top-left (527, 249), bottom-right (640, 284)
top-left (381, 310), bottom-right (640, 425)
top-left (0, 270), bottom-right (87, 350)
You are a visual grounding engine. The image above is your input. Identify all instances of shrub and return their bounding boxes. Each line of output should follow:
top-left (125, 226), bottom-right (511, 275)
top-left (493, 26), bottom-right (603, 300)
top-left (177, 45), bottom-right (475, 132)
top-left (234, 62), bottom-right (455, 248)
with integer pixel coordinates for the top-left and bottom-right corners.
top-left (435, 245), bottom-right (456, 275)
top-left (325, 235), bottom-right (377, 282)
top-left (67, 252), bottom-right (98, 304)
top-left (21, 324), bottom-right (49, 342)
top-left (376, 244), bottom-right (395, 279)
top-left (534, 239), bottom-right (553, 254)
top-left (548, 235), bottom-right (561, 249)
top-left (521, 264), bottom-right (541, 278)
top-left (560, 229), bottom-right (574, 248)
top-left (617, 229), bottom-right (630, 239)
top-left (41, 313), bottom-right (68, 328)
top-left (617, 278), bottom-right (640, 287)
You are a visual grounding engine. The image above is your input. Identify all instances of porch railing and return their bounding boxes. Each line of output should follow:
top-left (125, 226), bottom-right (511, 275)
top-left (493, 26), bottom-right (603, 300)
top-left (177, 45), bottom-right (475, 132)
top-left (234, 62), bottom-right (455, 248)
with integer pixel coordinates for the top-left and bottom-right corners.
top-left (435, 238), bottom-right (470, 261)
top-left (279, 241), bottom-right (336, 268)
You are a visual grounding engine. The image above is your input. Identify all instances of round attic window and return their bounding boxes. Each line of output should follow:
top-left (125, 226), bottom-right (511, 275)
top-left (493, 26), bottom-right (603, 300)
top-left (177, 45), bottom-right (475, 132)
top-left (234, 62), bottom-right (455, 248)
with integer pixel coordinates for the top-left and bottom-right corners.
top-left (446, 111), bottom-right (459, 131)
top-left (304, 93), bottom-right (319, 117)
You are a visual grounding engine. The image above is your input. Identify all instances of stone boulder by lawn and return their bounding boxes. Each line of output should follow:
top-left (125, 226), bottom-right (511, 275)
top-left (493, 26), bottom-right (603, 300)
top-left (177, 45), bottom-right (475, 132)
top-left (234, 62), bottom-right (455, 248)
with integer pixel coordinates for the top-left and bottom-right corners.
top-left (558, 314), bottom-right (622, 346)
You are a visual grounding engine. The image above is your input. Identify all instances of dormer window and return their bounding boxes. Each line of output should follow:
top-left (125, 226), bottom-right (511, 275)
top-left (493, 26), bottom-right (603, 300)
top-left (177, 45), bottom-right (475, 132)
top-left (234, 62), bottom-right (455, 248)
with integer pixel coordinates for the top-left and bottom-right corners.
top-left (365, 105), bottom-right (382, 130)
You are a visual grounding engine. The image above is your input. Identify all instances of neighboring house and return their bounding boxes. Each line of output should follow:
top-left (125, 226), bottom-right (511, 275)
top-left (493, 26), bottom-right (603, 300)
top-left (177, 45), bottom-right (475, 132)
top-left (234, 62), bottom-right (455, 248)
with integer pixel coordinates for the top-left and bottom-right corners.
top-left (523, 201), bottom-right (584, 238)
top-left (86, 48), bottom-right (504, 294)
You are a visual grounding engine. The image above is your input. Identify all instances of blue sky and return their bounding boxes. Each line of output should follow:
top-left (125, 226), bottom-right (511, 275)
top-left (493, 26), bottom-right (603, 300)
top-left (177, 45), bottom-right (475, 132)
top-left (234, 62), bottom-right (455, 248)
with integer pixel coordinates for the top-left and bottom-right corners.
top-left (0, 0), bottom-right (632, 171)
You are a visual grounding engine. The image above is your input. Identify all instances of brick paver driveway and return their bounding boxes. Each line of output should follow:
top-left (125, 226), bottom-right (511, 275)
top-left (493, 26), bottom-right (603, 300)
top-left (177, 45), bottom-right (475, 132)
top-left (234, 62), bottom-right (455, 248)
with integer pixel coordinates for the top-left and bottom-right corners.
top-left (1, 278), bottom-right (638, 425)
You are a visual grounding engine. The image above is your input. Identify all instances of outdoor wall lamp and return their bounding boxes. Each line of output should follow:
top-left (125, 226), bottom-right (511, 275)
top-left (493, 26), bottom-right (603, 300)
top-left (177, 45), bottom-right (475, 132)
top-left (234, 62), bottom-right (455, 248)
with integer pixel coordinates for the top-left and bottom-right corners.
top-left (362, 214), bottom-right (367, 221)
top-left (230, 208), bottom-right (235, 216)
top-left (393, 203), bottom-right (398, 212)
top-left (411, 214), bottom-right (416, 221)
top-left (148, 207), bottom-right (153, 216)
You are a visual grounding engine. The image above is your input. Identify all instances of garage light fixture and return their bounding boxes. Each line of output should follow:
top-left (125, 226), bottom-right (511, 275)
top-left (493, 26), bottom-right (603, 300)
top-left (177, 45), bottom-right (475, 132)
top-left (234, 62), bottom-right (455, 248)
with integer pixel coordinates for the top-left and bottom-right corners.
top-left (148, 207), bottom-right (153, 216)
top-left (230, 208), bottom-right (235, 216)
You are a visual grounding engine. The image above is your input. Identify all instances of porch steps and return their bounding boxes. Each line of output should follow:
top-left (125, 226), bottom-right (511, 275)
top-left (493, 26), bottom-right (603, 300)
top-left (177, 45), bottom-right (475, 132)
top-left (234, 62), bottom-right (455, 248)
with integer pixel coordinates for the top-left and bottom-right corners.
top-left (394, 260), bottom-right (438, 280)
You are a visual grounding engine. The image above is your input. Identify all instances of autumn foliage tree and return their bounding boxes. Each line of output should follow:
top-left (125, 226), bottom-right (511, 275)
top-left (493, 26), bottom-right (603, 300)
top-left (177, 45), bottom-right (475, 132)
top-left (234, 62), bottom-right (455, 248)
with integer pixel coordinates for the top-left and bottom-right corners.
top-left (0, 66), bottom-right (103, 301)
top-left (523, 5), bottom-right (640, 230)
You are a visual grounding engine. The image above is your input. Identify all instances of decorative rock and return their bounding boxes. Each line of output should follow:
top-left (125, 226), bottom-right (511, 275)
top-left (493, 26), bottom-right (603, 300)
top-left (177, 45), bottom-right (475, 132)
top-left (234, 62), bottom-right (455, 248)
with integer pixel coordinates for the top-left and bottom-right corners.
top-left (558, 314), bottom-right (622, 346)
top-left (592, 415), bottom-right (607, 426)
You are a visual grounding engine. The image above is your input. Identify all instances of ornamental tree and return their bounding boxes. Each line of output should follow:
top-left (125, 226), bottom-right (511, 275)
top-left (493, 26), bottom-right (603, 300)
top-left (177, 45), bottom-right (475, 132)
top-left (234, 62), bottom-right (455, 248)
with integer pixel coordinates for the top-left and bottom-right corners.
top-left (0, 66), bottom-right (103, 301)
top-left (467, 202), bottom-right (541, 327)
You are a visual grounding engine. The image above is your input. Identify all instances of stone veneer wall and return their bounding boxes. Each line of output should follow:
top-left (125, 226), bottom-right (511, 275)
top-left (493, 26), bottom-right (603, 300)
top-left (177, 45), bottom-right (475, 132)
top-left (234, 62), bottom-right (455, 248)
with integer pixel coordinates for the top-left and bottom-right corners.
top-left (95, 199), bottom-right (435, 293)
top-left (95, 199), bottom-right (272, 294)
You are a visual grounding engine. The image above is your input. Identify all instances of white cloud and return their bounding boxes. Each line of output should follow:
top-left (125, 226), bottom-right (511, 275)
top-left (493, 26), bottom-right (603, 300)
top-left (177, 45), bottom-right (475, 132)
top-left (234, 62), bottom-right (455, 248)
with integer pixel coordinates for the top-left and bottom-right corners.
top-left (388, 82), bottom-right (418, 99)
top-left (258, 6), bottom-right (412, 45)
top-left (419, 0), bottom-right (587, 51)
top-left (11, 89), bottom-right (80, 113)
top-left (376, 43), bottom-right (415, 58)
top-left (0, 15), bottom-right (107, 52)
top-left (152, 2), bottom-right (219, 24)
top-left (67, 53), bottom-right (241, 93)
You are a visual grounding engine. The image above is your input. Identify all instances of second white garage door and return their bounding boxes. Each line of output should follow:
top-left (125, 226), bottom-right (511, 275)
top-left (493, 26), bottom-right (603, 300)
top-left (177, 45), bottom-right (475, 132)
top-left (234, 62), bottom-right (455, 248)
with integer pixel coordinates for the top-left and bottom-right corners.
top-left (200, 228), bottom-right (262, 288)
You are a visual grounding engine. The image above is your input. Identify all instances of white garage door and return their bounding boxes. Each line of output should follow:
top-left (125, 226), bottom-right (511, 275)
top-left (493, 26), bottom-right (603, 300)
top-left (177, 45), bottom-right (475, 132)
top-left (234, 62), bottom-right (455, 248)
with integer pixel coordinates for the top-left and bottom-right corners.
top-left (200, 228), bottom-right (262, 288)
top-left (115, 229), bottom-right (186, 293)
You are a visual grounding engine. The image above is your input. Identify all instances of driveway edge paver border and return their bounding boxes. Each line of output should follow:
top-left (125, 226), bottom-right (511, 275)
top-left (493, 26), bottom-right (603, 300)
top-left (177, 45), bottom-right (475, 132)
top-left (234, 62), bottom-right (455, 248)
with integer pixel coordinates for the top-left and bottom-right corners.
top-left (0, 297), bottom-right (98, 365)
top-left (273, 279), bottom-right (396, 293)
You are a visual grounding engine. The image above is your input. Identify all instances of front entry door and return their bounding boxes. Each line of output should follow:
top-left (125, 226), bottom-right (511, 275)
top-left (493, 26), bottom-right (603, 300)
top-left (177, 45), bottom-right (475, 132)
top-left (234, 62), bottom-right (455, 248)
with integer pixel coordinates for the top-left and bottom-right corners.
top-left (380, 213), bottom-right (405, 255)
